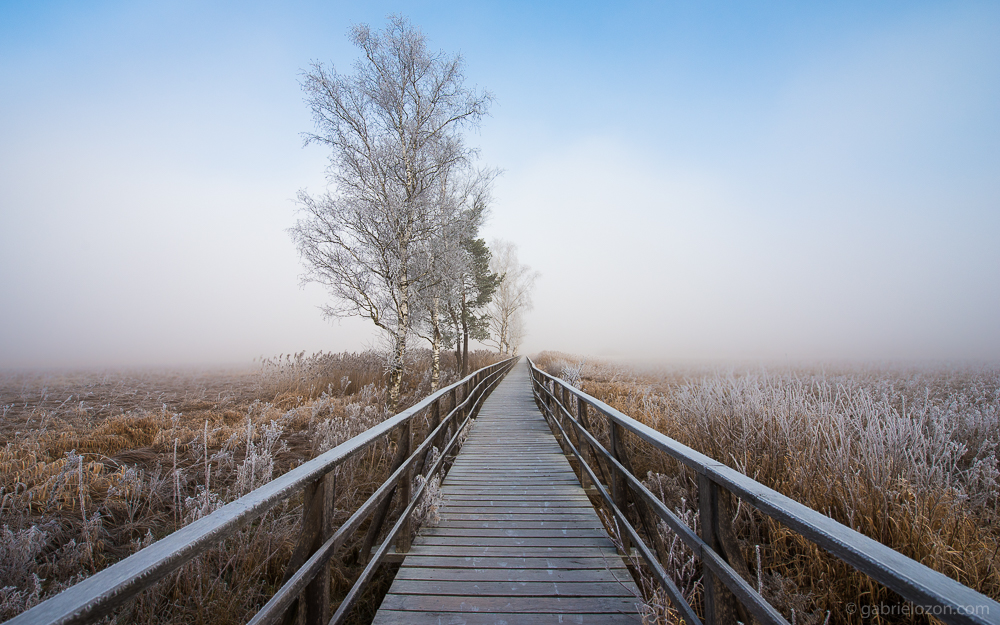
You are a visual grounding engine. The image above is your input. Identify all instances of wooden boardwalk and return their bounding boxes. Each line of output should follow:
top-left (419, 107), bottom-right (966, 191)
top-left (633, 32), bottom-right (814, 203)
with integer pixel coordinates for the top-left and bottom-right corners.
top-left (373, 362), bottom-right (642, 624)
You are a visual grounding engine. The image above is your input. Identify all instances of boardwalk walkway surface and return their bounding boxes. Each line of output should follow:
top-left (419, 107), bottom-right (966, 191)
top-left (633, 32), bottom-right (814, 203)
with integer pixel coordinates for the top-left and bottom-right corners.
top-left (373, 361), bottom-right (642, 624)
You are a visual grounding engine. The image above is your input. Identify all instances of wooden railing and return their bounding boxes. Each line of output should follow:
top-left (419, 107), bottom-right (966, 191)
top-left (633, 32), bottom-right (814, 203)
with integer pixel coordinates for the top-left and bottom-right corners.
top-left (527, 358), bottom-right (1000, 625)
top-left (8, 357), bottom-right (518, 625)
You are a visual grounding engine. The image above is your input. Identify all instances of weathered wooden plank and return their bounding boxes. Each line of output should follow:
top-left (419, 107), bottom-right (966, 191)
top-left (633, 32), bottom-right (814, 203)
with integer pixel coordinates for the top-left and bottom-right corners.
top-left (433, 520), bottom-right (606, 530)
top-left (445, 473), bottom-right (574, 478)
top-left (442, 479), bottom-right (583, 485)
top-left (372, 610), bottom-right (643, 624)
top-left (439, 491), bottom-right (590, 498)
top-left (440, 494), bottom-right (591, 501)
top-left (379, 594), bottom-right (640, 613)
top-left (443, 475), bottom-right (581, 481)
top-left (386, 580), bottom-right (637, 597)
top-left (437, 507), bottom-right (595, 515)
top-left (404, 546), bottom-right (622, 558)
top-left (437, 513), bottom-right (603, 522)
top-left (392, 567), bottom-right (635, 583)
top-left (441, 485), bottom-right (585, 492)
top-left (412, 536), bottom-right (614, 548)
top-left (440, 495), bottom-right (594, 502)
top-left (442, 488), bottom-right (590, 494)
top-left (439, 500), bottom-right (594, 508)
top-left (420, 528), bottom-right (610, 538)
top-left (393, 555), bottom-right (631, 571)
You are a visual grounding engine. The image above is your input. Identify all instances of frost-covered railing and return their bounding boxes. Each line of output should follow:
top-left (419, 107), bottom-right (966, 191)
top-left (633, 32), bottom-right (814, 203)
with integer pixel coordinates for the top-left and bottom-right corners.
top-left (527, 358), bottom-right (1000, 625)
top-left (8, 357), bottom-right (518, 625)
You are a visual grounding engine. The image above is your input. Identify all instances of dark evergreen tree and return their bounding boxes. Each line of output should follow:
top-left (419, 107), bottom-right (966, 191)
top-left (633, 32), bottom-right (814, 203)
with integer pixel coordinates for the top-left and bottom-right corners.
top-left (447, 238), bottom-right (500, 376)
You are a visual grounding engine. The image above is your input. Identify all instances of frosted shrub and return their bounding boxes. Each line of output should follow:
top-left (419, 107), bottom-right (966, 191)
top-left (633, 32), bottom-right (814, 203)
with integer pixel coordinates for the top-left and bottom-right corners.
top-left (0, 573), bottom-right (42, 620)
top-left (105, 465), bottom-right (148, 526)
top-left (311, 400), bottom-right (385, 455)
top-left (0, 525), bottom-right (47, 592)
top-left (183, 488), bottom-right (224, 524)
top-left (0, 523), bottom-right (92, 620)
top-left (233, 414), bottom-right (286, 498)
top-left (411, 473), bottom-right (442, 527)
top-left (456, 420), bottom-right (472, 448)
top-left (558, 361), bottom-right (586, 389)
top-left (640, 473), bottom-right (702, 617)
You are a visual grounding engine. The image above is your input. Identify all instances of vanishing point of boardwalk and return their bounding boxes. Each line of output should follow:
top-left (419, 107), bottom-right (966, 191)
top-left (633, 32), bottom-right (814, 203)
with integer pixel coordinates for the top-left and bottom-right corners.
top-left (373, 362), bottom-right (642, 624)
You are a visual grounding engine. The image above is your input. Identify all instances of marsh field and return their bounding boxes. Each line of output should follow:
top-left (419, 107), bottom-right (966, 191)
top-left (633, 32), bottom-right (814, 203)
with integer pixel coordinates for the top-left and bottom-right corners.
top-left (0, 350), bottom-right (500, 623)
top-left (2, 351), bottom-right (998, 624)
top-left (533, 352), bottom-right (1000, 624)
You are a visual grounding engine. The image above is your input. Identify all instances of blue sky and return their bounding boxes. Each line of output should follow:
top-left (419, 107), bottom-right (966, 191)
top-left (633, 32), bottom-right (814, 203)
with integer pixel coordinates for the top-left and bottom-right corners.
top-left (1, 1), bottom-right (998, 367)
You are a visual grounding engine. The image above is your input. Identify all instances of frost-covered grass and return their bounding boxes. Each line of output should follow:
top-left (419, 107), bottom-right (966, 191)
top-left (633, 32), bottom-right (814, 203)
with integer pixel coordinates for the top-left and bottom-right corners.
top-left (533, 351), bottom-right (1000, 624)
top-left (0, 348), bottom-right (500, 623)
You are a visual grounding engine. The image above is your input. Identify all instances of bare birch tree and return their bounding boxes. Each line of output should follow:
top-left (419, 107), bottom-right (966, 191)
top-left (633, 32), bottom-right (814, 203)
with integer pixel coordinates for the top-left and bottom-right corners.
top-left (485, 239), bottom-right (538, 355)
top-left (291, 16), bottom-right (492, 409)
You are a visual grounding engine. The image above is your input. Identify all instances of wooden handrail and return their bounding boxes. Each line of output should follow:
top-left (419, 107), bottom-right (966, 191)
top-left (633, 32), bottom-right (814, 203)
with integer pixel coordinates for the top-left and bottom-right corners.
top-left (7, 357), bottom-right (518, 625)
top-left (527, 358), bottom-right (1000, 625)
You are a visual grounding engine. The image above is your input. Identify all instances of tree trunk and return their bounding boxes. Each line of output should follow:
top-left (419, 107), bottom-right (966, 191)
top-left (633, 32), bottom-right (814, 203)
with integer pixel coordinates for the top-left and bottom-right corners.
top-left (389, 275), bottom-right (410, 411)
top-left (500, 316), bottom-right (509, 355)
top-left (461, 290), bottom-right (469, 377)
top-left (430, 297), bottom-right (441, 392)
top-left (449, 303), bottom-right (463, 376)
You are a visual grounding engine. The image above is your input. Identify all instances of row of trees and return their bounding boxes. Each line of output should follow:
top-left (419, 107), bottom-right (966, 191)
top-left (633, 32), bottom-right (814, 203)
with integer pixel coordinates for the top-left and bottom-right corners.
top-left (291, 16), bottom-right (536, 408)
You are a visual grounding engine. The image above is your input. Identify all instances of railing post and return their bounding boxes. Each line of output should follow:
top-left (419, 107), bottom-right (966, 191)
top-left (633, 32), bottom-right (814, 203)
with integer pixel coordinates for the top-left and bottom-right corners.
top-left (360, 424), bottom-right (411, 564)
top-left (561, 385), bottom-right (578, 446)
top-left (608, 420), bottom-right (632, 556)
top-left (428, 398), bottom-right (441, 462)
top-left (558, 384), bottom-right (583, 480)
top-left (304, 472), bottom-right (335, 625)
top-left (279, 473), bottom-right (334, 625)
top-left (450, 386), bottom-right (460, 440)
top-left (546, 380), bottom-right (555, 418)
top-left (463, 379), bottom-right (471, 420)
top-left (396, 422), bottom-right (413, 554)
top-left (471, 372), bottom-right (483, 417)
top-left (577, 401), bottom-right (591, 490)
top-left (699, 474), bottom-right (742, 624)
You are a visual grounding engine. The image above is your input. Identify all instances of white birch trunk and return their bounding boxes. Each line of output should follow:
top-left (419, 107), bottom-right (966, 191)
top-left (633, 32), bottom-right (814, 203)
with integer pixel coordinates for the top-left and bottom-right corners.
top-left (389, 271), bottom-right (410, 411)
top-left (430, 296), bottom-right (441, 391)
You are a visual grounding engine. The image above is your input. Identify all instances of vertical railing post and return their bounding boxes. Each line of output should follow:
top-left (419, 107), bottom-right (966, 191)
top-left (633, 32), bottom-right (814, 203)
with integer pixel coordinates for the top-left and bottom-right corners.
top-left (428, 398), bottom-right (441, 459)
top-left (577, 401), bottom-right (591, 490)
top-left (698, 474), bottom-right (741, 624)
top-left (559, 384), bottom-right (581, 478)
top-left (608, 420), bottom-right (632, 556)
top-left (699, 473), bottom-right (719, 624)
top-left (450, 386), bottom-right (460, 441)
top-left (396, 422), bottom-right (413, 553)
top-left (546, 380), bottom-right (555, 419)
top-left (471, 372), bottom-right (483, 417)
top-left (562, 385), bottom-right (579, 445)
top-left (304, 472), bottom-right (335, 625)
top-left (461, 379), bottom-right (469, 423)
top-left (360, 423), bottom-right (411, 564)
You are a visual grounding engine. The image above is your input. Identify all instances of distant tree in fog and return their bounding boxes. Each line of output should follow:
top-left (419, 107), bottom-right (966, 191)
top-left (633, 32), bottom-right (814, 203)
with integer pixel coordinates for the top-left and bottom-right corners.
top-left (485, 239), bottom-right (538, 355)
top-left (291, 16), bottom-right (493, 408)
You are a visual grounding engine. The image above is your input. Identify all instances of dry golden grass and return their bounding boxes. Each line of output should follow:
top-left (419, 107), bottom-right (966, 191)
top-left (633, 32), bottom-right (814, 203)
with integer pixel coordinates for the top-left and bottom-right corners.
top-left (0, 348), bottom-right (501, 623)
top-left (533, 351), bottom-right (1000, 625)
